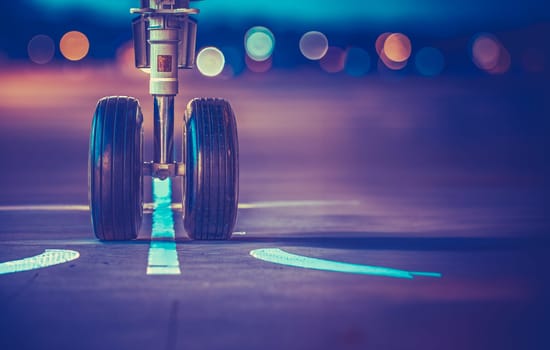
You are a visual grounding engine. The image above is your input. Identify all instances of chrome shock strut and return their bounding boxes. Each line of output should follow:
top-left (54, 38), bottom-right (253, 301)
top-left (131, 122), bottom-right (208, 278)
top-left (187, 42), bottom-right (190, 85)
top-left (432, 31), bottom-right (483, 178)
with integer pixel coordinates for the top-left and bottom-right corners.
top-left (131, 0), bottom-right (199, 179)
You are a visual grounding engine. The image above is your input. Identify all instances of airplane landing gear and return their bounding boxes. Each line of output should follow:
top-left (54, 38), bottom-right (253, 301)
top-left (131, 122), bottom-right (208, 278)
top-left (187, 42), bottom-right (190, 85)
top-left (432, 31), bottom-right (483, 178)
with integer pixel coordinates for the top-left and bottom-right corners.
top-left (88, 0), bottom-right (239, 241)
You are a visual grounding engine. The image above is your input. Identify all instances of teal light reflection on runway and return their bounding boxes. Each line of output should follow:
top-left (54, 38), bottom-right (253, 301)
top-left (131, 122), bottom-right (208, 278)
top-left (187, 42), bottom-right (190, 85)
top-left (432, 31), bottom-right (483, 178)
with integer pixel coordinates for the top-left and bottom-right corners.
top-left (0, 249), bottom-right (79, 275)
top-left (147, 178), bottom-right (181, 275)
top-left (250, 248), bottom-right (442, 279)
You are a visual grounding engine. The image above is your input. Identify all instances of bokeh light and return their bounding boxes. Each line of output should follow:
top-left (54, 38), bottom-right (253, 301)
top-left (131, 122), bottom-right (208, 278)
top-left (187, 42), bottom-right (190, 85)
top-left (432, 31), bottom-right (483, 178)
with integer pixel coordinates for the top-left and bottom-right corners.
top-left (375, 32), bottom-right (409, 71)
top-left (379, 50), bottom-right (407, 71)
top-left (59, 31), bottom-right (89, 61)
top-left (383, 33), bottom-right (411, 63)
top-left (378, 56), bottom-right (407, 71)
top-left (470, 33), bottom-right (512, 74)
top-left (244, 26), bottom-right (275, 62)
top-left (415, 47), bottom-right (445, 76)
top-left (245, 55), bottom-right (272, 73)
top-left (488, 46), bottom-right (511, 74)
top-left (320, 47), bottom-right (346, 73)
top-left (299, 31), bottom-right (329, 60)
top-left (27, 34), bottom-right (55, 64)
top-left (471, 33), bottom-right (500, 71)
top-left (344, 47), bottom-right (371, 77)
top-left (196, 46), bottom-right (225, 77)
top-left (375, 32), bottom-right (392, 56)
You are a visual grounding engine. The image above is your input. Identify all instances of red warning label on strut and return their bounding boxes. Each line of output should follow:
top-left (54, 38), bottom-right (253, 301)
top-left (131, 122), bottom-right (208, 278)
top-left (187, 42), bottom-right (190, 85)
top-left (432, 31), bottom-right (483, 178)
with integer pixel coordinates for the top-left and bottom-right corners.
top-left (157, 55), bottom-right (172, 72)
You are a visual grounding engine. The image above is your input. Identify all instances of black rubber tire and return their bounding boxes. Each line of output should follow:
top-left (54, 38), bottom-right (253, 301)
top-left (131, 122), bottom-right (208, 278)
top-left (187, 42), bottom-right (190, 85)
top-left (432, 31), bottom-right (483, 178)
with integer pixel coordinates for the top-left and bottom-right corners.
top-left (184, 98), bottom-right (239, 240)
top-left (89, 96), bottom-right (144, 241)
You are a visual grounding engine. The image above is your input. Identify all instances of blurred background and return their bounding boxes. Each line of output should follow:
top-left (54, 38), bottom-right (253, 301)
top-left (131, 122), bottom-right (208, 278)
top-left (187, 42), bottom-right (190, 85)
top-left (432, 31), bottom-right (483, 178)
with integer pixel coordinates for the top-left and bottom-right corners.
top-left (0, 0), bottom-right (548, 237)
top-left (1, 0), bottom-right (549, 74)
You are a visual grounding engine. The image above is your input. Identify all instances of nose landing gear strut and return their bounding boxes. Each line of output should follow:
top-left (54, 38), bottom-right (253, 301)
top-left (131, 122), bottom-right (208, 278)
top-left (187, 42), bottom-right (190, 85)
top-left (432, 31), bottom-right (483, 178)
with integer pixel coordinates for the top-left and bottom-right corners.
top-left (89, 0), bottom-right (239, 241)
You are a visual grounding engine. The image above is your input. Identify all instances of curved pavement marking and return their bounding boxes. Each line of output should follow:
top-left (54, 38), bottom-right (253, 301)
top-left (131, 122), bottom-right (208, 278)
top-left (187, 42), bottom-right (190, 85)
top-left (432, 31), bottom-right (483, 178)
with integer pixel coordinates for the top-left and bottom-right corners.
top-left (0, 249), bottom-right (80, 275)
top-left (0, 200), bottom-right (360, 213)
top-left (250, 248), bottom-right (442, 279)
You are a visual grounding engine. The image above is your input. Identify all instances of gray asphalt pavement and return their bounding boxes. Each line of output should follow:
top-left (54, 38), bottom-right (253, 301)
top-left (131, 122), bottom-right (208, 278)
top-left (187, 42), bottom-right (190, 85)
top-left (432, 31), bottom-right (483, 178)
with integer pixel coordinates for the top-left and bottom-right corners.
top-left (0, 66), bottom-right (548, 349)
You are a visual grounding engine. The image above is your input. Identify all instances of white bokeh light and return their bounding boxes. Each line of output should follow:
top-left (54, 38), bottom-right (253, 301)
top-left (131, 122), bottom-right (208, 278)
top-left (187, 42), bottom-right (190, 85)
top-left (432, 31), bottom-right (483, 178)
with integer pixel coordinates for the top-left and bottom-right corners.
top-left (196, 47), bottom-right (225, 77)
top-left (244, 26), bottom-right (275, 62)
top-left (299, 31), bottom-right (328, 60)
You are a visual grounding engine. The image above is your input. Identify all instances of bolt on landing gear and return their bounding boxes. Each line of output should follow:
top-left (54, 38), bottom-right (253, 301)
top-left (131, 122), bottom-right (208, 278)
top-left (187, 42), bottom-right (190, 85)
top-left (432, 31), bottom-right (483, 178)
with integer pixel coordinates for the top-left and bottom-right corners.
top-left (89, 0), bottom-right (239, 241)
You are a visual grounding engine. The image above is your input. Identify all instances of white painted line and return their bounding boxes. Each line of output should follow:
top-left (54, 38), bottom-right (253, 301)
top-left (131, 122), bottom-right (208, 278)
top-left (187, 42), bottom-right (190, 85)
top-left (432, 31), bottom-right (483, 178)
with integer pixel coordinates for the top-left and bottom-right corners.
top-left (0, 239), bottom-right (99, 246)
top-left (0, 205), bottom-right (89, 212)
top-left (164, 201), bottom-right (360, 211)
top-left (0, 249), bottom-right (80, 275)
top-left (147, 178), bottom-right (181, 275)
top-left (238, 200), bottom-right (360, 209)
top-left (0, 200), bottom-right (360, 213)
top-left (250, 248), bottom-right (442, 279)
top-left (147, 241), bottom-right (181, 275)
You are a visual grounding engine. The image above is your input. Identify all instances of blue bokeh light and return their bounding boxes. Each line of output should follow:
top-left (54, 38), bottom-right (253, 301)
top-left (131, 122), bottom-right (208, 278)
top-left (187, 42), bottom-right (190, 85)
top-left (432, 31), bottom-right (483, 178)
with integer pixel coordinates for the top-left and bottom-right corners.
top-left (415, 47), bottom-right (445, 76)
top-left (27, 34), bottom-right (55, 64)
top-left (345, 47), bottom-right (371, 77)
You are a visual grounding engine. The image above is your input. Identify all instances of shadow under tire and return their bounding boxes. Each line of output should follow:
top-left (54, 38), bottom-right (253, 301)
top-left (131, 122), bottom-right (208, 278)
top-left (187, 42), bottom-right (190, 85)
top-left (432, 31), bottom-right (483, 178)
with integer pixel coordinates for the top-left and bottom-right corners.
top-left (89, 96), bottom-right (144, 241)
top-left (184, 98), bottom-right (239, 240)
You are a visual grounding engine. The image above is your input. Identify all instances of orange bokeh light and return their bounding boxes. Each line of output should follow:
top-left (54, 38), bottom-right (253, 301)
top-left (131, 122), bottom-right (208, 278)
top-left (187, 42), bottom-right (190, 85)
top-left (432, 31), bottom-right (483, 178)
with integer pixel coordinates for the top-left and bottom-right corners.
top-left (60, 31), bottom-right (90, 61)
top-left (375, 32), bottom-right (392, 56)
top-left (378, 50), bottom-right (407, 71)
top-left (383, 33), bottom-right (411, 63)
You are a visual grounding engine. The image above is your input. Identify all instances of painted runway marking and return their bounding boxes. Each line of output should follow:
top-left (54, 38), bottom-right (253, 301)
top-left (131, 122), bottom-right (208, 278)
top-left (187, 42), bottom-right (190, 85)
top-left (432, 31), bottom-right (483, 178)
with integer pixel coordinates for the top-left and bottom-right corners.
top-left (0, 200), bottom-right (359, 213)
top-left (250, 248), bottom-right (442, 279)
top-left (147, 178), bottom-right (181, 275)
top-left (0, 205), bottom-right (89, 212)
top-left (0, 249), bottom-right (79, 275)
top-left (238, 200), bottom-right (360, 209)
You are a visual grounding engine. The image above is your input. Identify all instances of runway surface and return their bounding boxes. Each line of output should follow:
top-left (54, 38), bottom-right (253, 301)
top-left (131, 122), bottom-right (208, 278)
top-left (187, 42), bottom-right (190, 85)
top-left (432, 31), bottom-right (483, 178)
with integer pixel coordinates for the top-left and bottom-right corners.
top-left (0, 65), bottom-right (549, 349)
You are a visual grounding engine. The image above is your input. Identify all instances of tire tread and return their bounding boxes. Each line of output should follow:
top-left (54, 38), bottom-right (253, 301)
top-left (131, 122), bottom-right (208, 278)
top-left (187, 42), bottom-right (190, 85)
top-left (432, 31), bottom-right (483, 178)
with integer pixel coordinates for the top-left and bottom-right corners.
top-left (89, 96), bottom-right (143, 241)
top-left (184, 98), bottom-right (239, 240)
